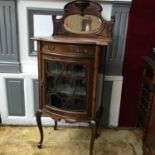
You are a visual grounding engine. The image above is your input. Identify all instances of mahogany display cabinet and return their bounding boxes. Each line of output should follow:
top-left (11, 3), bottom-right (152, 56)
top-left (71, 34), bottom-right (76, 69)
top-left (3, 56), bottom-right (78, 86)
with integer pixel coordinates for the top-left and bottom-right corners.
top-left (33, 0), bottom-right (114, 155)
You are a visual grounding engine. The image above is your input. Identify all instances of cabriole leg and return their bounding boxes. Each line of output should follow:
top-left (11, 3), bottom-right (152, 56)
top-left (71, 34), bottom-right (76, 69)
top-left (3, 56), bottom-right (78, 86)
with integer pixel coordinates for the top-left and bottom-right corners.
top-left (89, 120), bottom-right (97, 155)
top-left (36, 110), bottom-right (43, 148)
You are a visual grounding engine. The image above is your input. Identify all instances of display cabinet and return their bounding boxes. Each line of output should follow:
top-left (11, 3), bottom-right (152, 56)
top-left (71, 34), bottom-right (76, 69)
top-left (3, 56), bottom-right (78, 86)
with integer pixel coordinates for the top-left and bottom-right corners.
top-left (33, 0), bottom-right (114, 155)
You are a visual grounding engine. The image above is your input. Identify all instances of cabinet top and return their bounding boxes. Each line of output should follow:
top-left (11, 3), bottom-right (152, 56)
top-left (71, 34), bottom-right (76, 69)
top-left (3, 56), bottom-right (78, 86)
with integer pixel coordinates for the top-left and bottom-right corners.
top-left (32, 36), bottom-right (111, 46)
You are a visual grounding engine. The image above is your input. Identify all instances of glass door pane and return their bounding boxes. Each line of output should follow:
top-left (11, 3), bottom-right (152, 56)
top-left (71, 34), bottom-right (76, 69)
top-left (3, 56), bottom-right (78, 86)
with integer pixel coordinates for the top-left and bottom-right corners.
top-left (45, 60), bottom-right (88, 112)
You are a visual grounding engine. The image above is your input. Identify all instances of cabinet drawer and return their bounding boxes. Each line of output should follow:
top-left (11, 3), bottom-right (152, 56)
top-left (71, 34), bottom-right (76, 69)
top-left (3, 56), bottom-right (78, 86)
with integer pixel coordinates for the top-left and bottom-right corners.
top-left (41, 42), bottom-right (95, 57)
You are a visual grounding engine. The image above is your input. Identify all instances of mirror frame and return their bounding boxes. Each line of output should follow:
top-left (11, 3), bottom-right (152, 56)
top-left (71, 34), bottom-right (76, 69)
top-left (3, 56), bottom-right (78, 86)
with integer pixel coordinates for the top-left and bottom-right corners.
top-left (64, 14), bottom-right (102, 34)
top-left (52, 0), bottom-right (114, 39)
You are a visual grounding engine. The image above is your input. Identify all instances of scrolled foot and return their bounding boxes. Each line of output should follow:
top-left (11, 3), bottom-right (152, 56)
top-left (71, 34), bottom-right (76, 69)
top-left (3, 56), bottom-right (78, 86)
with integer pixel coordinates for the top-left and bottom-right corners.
top-left (37, 143), bottom-right (42, 149)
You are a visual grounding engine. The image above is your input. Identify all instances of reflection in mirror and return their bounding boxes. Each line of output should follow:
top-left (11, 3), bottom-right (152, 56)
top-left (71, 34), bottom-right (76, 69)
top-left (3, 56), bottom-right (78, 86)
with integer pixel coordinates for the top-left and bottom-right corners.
top-left (64, 14), bottom-right (102, 33)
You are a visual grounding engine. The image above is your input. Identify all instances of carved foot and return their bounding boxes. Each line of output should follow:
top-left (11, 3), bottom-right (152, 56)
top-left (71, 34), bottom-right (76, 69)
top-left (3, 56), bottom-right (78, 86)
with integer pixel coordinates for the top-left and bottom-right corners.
top-left (89, 120), bottom-right (97, 155)
top-left (36, 110), bottom-right (44, 148)
top-left (37, 143), bottom-right (42, 149)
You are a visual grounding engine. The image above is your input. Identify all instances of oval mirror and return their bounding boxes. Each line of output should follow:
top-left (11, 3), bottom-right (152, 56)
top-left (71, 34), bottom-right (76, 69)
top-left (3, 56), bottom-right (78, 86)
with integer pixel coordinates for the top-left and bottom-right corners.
top-left (64, 14), bottom-right (102, 34)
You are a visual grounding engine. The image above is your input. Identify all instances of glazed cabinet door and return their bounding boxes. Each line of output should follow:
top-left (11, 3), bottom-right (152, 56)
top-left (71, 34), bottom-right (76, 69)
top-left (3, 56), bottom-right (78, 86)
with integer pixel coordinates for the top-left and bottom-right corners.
top-left (41, 54), bottom-right (94, 118)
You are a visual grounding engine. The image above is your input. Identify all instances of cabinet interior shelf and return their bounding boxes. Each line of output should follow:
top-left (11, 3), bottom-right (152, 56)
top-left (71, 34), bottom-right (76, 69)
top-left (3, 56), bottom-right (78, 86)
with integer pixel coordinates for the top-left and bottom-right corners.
top-left (47, 92), bottom-right (86, 111)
